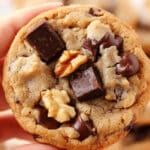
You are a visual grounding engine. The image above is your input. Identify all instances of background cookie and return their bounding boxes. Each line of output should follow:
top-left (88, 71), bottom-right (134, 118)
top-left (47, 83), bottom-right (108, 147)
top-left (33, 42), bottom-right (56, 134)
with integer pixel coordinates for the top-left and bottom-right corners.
top-left (104, 102), bottom-right (150, 150)
top-left (3, 5), bottom-right (150, 150)
top-left (120, 103), bottom-right (150, 150)
top-left (13, 0), bottom-right (62, 9)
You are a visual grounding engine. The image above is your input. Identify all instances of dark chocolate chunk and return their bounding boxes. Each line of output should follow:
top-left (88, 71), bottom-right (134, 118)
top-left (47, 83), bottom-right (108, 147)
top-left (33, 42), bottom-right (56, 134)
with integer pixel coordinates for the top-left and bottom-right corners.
top-left (100, 33), bottom-right (123, 50)
top-left (34, 106), bottom-right (60, 129)
top-left (82, 34), bottom-right (123, 61)
top-left (82, 38), bottom-right (100, 61)
top-left (72, 115), bottom-right (95, 140)
top-left (116, 52), bottom-right (140, 77)
top-left (25, 22), bottom-right (65, 62)
top-left (124, 124), bottom-right (150, 144)
top-left (70, 66), bottom-right (103, 101)
top-left (89, 8), bottom-right (102, 16)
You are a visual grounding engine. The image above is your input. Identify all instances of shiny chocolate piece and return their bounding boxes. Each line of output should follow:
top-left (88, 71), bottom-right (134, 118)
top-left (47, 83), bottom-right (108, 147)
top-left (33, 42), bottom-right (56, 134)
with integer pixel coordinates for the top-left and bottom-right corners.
top-left (82, 38), bottom-right (100, 61)
top-left (116, 52), bottom-right (140, 77)
top-left (25, 22), bottom-right (65, 62)
top-left (35, 106), bottom-right (60, 129)
top-left (89, 8), bottom-right (102, 16)
top-left (70, 66), bottom-right (103, 101)
top-left (72, 115), bottom-right (95, 140)
top-left (101, 33), bottom-right (123, 50)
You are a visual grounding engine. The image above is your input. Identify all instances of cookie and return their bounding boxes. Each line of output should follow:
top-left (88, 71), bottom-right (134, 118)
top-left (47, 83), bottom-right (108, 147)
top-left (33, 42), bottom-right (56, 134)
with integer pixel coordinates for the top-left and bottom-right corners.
top-left (3, 6), bottom-right (150, 150)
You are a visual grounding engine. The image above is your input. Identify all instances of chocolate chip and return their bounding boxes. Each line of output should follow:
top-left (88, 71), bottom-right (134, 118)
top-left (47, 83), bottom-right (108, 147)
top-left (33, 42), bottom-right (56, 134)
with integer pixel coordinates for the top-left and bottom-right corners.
top-left (89, 8), bottom-right (102, 16)
top-left (72, 115), bottom-right (95, 140)
top-left (70, 66), bottom-right (104, 101)
top-left (101, 33), bottom-right (123, 50)
top-left (116, 52), bottom-right (140, 77)
top-left (25, 22), bottom-right (65, 62)
top-left (82, 38), bottom-right (100, 61)
top-left (35, 106), bottom-right (60, 129)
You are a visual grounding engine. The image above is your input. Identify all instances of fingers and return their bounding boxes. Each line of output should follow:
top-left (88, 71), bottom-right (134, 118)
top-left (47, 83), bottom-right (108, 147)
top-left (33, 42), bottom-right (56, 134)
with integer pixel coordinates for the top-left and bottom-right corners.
top-left (0, 112), bottom-right (60, 150)
top-left (0, 58), bottom-right (9, 111)
top-left (0, 111), bottom-right (33, 142)
top-left (0, 2), bottom-right (62, 59)
top-left (13, 144), bottom-right (59, 150)
top-left (0, 2), bottom-right (62, 110)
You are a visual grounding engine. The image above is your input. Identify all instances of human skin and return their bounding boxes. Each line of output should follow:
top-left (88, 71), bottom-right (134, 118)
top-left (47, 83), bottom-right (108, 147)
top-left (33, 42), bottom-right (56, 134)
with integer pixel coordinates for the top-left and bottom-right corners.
top-left (0, 2), bottom-right (62, 150)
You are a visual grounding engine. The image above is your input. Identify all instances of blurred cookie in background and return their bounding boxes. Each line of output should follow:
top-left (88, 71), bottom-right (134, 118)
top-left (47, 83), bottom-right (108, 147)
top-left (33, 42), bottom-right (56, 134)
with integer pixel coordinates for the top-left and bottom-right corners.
top-left (115, 0), bottom-right (150, 56)
top-left (13, 0), bottom-right (62, 8)
top-left (13, 0), bottom-right (116, 11)
top-left (63, 0), bottom-right (116, 11)
top-left (121, 103), bottom-right (150, 150)
top-left (115, 0), bottom-right (138, 28)
top-left (104, 103), bottom-right (150, 150)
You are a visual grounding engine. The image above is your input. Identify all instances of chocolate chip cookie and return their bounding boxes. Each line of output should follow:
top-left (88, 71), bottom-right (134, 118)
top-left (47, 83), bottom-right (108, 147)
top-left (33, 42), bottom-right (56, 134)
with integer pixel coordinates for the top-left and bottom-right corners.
top-left (3, 6), bottom-right (150, 150)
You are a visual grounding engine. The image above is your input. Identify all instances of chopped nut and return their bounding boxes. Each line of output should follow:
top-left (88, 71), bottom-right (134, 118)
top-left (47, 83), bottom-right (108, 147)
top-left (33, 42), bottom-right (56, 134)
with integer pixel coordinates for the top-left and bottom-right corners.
top-left (87, 20), bottom-right (113, 41)
top-left (80, 113), bottom-right (89, 122)
top-left (54, 50), bottom-right (88, 77)
top-left (59, 127), bottom-right (80, 139)
top-left (41, 89), bottom-right (76, 123)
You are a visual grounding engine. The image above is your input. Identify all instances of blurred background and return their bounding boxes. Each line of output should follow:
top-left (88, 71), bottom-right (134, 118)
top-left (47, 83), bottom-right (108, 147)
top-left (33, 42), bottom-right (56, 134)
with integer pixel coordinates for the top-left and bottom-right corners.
top-left (0, 0), bottom-right (150, 150)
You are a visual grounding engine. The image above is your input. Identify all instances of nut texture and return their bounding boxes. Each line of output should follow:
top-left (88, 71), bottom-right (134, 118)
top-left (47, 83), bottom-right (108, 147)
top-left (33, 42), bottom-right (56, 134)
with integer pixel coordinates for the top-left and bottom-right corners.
top-left (54, 50), bottom-right (88, 77)
top-left (41, 89), bottom-right (76, 123)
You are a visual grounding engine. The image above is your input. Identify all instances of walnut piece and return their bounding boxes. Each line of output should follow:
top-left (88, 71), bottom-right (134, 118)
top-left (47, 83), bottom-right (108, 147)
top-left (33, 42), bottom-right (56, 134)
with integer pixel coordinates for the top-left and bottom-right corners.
top-left (41, 89), bottom-right (76, 123)
top-left (54, 50), bottom-right (88, 77)
top-left (87, 20), bottom-right (113, 41)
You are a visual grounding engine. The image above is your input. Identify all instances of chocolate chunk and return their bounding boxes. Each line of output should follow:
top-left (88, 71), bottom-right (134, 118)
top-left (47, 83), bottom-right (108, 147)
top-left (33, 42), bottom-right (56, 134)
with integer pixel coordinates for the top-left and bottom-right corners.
top-left (101, 33), bottom-right (123, 50)
top-left (125, 124), bottom-right (150, 144)
top-left (70, 66), bottom-right (103, 101)
top-left (82, 38), bottom-right (100, 61)
top-left (72, 115), bottom-right (95, 140)
top-left (35, 106), bottom-right (60, 129)
top-left (89, 8), bottom-right (102, 16)
top-left (25, 22), bottom-right (65, 62)
top-left (82, 34), bottom-right (123, 61)
top-left (116, 52), bottom-right (140, 77)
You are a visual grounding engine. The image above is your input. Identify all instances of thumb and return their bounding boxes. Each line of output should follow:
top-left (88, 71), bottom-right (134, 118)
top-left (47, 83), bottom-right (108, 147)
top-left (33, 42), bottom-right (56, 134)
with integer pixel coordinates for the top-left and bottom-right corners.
top-left (13, 144), bottom-right (60, 150)
top-left (0, 2), bottom-right (62, 59)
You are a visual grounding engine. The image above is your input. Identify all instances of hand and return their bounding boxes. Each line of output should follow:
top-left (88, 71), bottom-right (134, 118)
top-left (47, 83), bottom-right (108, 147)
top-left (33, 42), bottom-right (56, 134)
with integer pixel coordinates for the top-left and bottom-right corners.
top-left (0, 2), bottom-right (62, 150)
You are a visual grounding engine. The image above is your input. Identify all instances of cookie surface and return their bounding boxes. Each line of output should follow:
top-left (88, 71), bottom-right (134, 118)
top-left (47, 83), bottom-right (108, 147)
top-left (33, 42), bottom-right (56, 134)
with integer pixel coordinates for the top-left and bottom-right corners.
top-left (3, 6), bottom-right (150, 150)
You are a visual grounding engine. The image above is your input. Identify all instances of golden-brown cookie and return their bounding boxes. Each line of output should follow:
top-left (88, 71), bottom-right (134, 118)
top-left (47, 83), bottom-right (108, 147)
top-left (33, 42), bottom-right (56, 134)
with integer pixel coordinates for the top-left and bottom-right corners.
top-left (3, 6), bottom-right (150, 150)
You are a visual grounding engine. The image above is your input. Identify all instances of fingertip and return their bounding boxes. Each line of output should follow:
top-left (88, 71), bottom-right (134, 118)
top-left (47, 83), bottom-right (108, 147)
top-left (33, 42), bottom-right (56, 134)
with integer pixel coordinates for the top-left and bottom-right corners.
top-left (13, 144), bottom-right (59, 150)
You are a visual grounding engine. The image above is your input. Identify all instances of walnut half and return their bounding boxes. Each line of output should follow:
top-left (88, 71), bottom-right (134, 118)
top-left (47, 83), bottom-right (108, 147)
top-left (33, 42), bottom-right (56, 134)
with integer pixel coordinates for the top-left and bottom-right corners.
top-left (54, 50), bottom-right (88, 77)
top-left (41, 89), bottom-right (76, 123)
